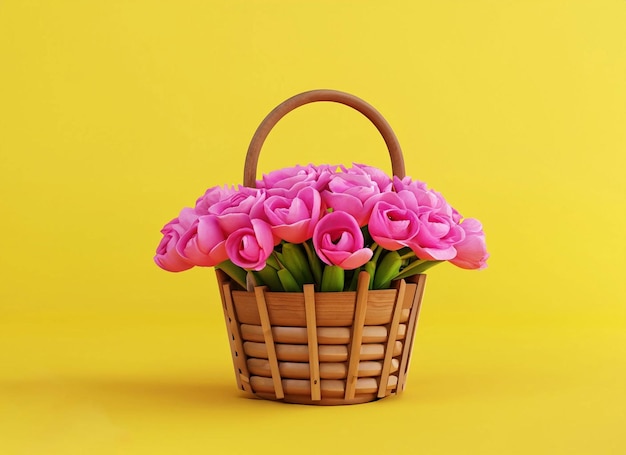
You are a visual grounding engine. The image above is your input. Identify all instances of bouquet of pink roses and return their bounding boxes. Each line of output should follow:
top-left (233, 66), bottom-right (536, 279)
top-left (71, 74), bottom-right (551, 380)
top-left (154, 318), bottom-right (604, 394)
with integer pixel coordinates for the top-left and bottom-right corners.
top-left (154, 163), bottom-right (488, 292)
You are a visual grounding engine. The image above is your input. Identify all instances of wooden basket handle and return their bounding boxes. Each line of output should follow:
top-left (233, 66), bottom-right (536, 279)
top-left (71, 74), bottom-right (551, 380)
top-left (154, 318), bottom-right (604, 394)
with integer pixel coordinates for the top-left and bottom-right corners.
top-left (243, 89), bottom-right (405, 187)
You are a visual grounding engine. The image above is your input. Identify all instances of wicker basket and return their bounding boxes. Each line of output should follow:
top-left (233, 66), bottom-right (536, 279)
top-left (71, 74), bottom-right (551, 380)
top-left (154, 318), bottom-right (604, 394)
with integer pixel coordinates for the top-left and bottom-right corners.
top-left (217, 90), bottom-right (427, 405)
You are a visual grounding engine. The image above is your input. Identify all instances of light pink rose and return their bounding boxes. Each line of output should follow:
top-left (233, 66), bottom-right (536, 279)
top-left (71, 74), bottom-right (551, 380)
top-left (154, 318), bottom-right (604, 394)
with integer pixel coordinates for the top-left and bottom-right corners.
top-left (313, 211), bottom-right (373, 269)
top-left (368, 196), bottom-right (420, 251)
top-left (263, 187), bottom-right (322, 244)
top-left (257, 164), bottom-right (334, 197)
top-left (450, 218), bottom-right (489, 270)
top-left (322, 172), bottom-right (381, 226)
top-left (225, 217), bottom-right (276, 271)
top-left (195, 185), bottom-right (237, 215)
top-left (176, 215), bottom-right (228, 267)
top-left (154, 209), bottom-right (196, 272)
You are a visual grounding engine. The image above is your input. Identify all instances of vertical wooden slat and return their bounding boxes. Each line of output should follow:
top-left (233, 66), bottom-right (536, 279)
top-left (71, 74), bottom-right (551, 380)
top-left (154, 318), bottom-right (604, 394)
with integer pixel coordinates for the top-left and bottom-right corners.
top-left (216, 270), bottom-right (253, 394)
top-left (303, 284), bottom-right (321, 401)
top-left (344, 271), bottom-right (370, 400)
top-left (377, 279), bottom-right (406, 398)
top-left (396, 274), bottom-right (427, 393)
top-left (254, 286), bottom-right (285, 399)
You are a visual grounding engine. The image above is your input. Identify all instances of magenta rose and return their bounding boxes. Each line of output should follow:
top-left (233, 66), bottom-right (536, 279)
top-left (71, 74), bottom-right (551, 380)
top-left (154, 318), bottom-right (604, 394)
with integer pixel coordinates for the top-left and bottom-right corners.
top-left (322, 172), bottom-right (381, 226)
top-left (208, 186), bottom-right (266, 218)
top-left (393, 176), bottom-right (461, 222)
top-left (313, 211), bottom-right (373, 269)
top-left (154, 208), bottom-right (197, 272)
top-left (225, 217), bottom-right (276, 271)
top-left (257, 164), bottom-right (334, 197)
top-left (343, 163), bottom-right (393, 192)
top-left (393, 176), bottom-right (436, 206)
top-left (408, 209), bottom-right (465, 261)
top-left (392, 177), bottom-right (479, 261)
top-left (263, 186), bottom-right (322, 244)
top-left (195, 185), bottom-right (237, 215)
top-left (175, 215), bottom-right (228, 267)
top-left (368, 195), bottom-right (420, 251)
top-left (449, 218), bottom-right (489, 270)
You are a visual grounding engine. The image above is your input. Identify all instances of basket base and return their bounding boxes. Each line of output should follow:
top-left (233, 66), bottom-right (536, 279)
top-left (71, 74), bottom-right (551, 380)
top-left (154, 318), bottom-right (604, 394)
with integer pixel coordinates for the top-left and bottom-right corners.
top-left (253, 392), bottom-right (381, 406)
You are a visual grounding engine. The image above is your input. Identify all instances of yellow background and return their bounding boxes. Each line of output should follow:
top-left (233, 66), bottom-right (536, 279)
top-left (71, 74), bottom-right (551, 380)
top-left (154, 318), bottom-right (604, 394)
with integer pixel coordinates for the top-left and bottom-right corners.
top-left (1, 1), bottom-right (625, 454)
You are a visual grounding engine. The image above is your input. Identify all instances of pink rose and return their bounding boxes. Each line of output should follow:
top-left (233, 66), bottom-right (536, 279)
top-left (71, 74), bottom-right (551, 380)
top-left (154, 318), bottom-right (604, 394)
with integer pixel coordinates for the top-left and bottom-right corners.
top-left (322, 172), bottom-right (381, 226)
top-left (450, 218), bottom-right (489, 270)
top-left (208, 186), bottom-right (267, 220)
top-left (393, 176), bottom-right (461, 222)
top-left (392, 177), bottom-right (477, 261)
top-left (257, 164), bottom-right (333, 197)
top-left (176, 215), bottom-right (228, 267)
top-left (154, 209), bottom-right (196, 272)
top-left (225, 217), bottom-right (276, 271)
top-left (313, 211), bottom-right (373, 269)
top-left (195, 185), bottom-right (237, 215)
top-left (368, 196), bottom-right (420, 251)
top-left (263, 187), bottom-right (322, 244)
top-left (408, 209), bottom-right (465, 261)
top-left (343, 163), bottom-right (393, 192)
top-left (428, 189), bottom-right (462, 222)
top-left (393, 176), bottom-right (439, 209)
top-left (393, 175), bottom-right (428, 193)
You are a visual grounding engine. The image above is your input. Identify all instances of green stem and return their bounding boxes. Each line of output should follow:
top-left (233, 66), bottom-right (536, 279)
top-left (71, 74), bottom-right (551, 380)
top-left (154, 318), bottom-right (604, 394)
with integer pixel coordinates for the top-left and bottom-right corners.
top-left (271, 251), bottom-right (284, 269)
top-left (364, 261), bottom-right (377, 289)
top-left (399, 250), bottom-right (417, 261)
top-left (371, 243), bottom-right (383, 264)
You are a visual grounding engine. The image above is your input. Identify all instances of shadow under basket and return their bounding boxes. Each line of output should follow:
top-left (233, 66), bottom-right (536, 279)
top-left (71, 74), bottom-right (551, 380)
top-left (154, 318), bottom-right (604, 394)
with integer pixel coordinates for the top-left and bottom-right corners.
top-left (216, 269), bottom-right (427, 405)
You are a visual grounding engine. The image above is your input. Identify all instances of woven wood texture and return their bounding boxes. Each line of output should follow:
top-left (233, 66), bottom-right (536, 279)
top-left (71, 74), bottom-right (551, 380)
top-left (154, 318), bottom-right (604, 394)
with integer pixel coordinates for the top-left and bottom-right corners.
top-left (216, 270), bottom-right (427, 405)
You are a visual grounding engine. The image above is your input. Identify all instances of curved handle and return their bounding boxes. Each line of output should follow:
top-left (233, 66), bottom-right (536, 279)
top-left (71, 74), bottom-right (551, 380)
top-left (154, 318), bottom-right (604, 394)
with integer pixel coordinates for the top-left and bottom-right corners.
top-left (243, 89), bottom-right (405, 187)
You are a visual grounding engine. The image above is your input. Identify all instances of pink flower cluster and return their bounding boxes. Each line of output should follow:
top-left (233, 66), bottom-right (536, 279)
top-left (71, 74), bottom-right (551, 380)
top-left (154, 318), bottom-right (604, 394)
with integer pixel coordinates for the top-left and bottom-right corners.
top-left (155, 164), bottom-right (488, 273)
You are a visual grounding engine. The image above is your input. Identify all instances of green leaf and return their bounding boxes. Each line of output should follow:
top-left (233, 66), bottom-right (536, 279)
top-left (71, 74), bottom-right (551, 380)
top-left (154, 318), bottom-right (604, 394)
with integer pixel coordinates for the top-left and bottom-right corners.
top-left (394, 260), bottom-right (443, 280)
top-left (216, 260), bottom-right (247, 289)
top-left (274, 251), bottom-right (284, 267)
top-left (302, 240), bottom-right (323, 285)
top-left (253, 266), bottom-right (284, 292)
top-left (282, 243), bottom-right (314, 286)
top-left (347, 267), bottom-right (361, 291)
top-left (277, 268), bottom-right (301, 292)
top-left (266, 253), bottom-right (281, 270)
top-left (321, 265), bottom-right (345, 292)
top-left (373, 251), bottom-right (402, 289)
